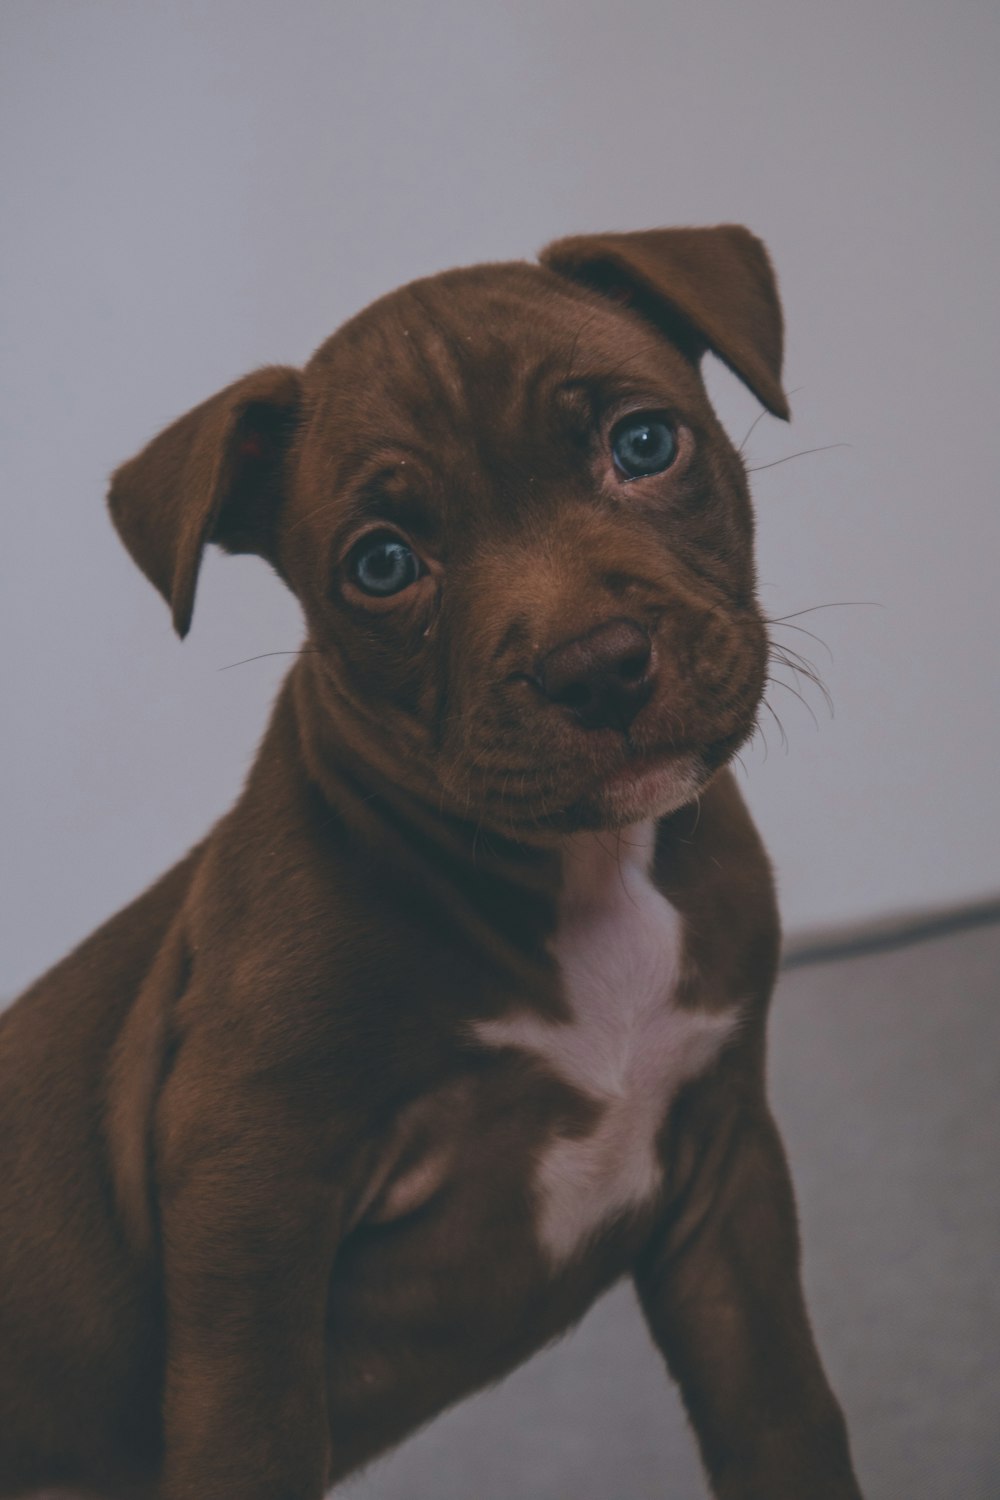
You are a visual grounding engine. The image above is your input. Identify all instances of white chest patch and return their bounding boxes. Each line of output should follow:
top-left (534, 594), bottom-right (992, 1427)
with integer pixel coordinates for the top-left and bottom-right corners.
top-left (473, 822), bottom-right (738, 1265)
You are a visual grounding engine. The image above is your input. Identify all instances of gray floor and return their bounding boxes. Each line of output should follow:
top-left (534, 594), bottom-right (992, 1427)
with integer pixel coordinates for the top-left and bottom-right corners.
top-left (341, 919), bottom-right (1000, 1500)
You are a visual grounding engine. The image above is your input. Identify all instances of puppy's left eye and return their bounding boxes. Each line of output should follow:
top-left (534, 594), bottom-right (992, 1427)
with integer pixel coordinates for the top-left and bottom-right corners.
top-left (610, 413), bottom-right (677, 479)
top-left (349, 534), bottom-right (423, 596)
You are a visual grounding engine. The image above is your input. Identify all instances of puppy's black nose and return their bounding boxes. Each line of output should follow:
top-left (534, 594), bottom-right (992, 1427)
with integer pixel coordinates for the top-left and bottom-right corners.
top-left (537, 618), bottom-right (654, 731)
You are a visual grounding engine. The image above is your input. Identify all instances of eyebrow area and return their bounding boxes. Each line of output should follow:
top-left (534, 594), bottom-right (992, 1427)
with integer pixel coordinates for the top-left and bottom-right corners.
top-left (339, 455), bottom-right (441, 541)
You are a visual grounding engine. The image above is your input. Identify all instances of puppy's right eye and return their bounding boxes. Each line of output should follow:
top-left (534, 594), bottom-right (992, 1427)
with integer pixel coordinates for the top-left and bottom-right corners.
top-left (348, 534), bottom-right (423, 597)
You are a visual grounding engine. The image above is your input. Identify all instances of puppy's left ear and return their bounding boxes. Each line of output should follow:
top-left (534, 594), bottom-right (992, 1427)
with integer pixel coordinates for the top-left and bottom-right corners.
top-left (108, 365), bottom-right (302, 637)
top-left (539, 224), bottom-right (790, 419)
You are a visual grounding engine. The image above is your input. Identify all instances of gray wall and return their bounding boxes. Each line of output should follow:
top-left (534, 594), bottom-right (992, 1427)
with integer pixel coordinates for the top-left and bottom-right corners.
top-left (3, 0), bottom-right (998, 995)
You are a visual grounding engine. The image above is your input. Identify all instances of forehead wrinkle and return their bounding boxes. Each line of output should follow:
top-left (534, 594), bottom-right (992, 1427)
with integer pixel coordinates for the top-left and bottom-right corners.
top-left (369, 294), bottom-right (539, 512)
top-left (309, 283), bottom-right (471, 443)
top-left (400, 284), bottom-right (475, 425)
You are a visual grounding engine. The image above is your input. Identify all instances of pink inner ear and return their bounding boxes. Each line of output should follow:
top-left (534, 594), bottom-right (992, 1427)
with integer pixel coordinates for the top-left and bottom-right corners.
top-left (237, 432), bottom-right (265, 461)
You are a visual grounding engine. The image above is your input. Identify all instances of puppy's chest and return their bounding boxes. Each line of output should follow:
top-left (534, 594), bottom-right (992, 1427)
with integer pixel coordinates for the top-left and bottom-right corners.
top-left (473, 825), bottom-right (738, 1265)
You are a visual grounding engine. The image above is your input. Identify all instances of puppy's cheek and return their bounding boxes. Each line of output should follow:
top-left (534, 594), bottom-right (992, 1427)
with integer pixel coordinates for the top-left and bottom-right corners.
top-left (312, 583), bottom-right (443, 690)
top-left (654, 611), bottom-right (768, 746)
top-left (340, 649), bottom-right (426, 719)
top-left (715, 624), bottom-right (770, 734)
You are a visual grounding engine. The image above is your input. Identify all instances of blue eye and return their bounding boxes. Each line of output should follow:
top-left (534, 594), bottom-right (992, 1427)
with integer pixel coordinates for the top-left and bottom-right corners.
top-left (349, 535), bottom-right (422, 596)
top-left (611, 413), bottom-right (677, 479)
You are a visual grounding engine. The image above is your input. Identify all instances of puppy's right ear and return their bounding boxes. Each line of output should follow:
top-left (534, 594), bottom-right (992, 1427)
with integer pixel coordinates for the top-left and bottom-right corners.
top-left (108, 365), bottom-right (302, 637)
top-left (540, 225), bottom-right (789, 420)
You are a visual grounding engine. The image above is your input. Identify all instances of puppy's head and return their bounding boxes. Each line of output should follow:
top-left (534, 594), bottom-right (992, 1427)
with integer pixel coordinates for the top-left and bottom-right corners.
top-left (109, 225), bottom-right (788, 838)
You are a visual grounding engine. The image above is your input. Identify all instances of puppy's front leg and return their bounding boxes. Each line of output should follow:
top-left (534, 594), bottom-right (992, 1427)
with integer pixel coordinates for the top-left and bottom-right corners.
top-left (158, 1129), bottom-right (339, 1500)
top-left (634, 1095), bottom-right (863, 1500)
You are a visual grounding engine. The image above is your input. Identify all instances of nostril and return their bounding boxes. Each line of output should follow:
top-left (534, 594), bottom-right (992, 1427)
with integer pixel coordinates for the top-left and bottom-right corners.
top-left (558, 681), bottom-right (592, 710)
top-left (618, 651), bottom-right (649, 683)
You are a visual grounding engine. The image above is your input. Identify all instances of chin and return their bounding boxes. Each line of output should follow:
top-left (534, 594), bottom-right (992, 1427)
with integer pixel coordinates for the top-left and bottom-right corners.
top-left (575, 751), bottom-right (708, 831)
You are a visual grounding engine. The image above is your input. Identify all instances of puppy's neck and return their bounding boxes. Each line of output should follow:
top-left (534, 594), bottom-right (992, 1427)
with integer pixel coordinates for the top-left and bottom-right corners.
top-left (556, 824), bottom-right (658, 912)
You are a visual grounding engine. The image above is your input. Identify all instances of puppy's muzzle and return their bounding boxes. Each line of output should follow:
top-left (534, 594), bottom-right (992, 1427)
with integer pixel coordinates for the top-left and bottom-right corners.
top-left (536, 616), bottom-right (655, 733)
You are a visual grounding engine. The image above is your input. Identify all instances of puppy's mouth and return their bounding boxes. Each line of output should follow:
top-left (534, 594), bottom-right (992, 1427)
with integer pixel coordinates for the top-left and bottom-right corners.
top-left (556, 727), bottom-right (747, 832)
top-left (439, 645), bottom-right (766, 837)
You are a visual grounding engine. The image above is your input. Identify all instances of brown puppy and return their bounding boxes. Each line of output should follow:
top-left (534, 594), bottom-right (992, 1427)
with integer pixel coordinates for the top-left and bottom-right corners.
top-left (0, 226), bottom-right (864, 1500)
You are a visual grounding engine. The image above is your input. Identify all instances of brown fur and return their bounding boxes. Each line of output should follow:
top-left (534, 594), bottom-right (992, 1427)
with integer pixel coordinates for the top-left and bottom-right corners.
top-left (0, 226), bottom-right (863, 1499)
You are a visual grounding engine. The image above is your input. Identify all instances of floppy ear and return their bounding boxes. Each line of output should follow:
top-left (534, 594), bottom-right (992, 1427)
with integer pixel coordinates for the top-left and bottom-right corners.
top-left (107, 365), bottom-right (303, 637)
top-left (539, 224), bottom-right (790, 420)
